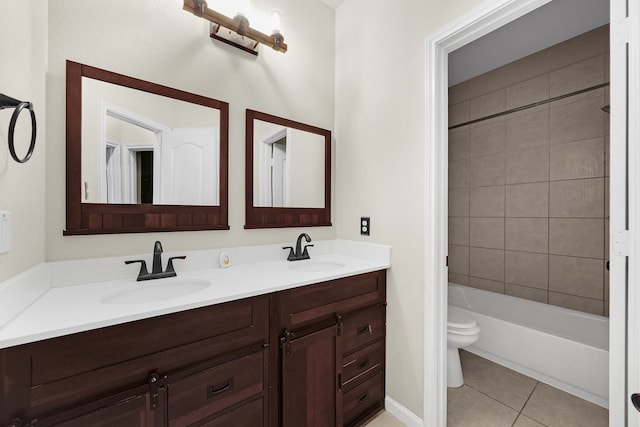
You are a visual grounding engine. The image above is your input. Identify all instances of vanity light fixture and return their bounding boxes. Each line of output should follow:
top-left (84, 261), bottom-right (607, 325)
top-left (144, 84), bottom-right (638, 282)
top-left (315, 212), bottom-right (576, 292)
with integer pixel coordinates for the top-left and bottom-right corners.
top-left (184, 0), bottom-right (287, 56)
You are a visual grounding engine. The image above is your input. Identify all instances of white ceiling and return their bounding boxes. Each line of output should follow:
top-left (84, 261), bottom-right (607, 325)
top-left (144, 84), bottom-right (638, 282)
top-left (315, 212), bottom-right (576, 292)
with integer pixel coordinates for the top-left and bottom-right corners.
top-left (448, 0), bottom-right (609, 86)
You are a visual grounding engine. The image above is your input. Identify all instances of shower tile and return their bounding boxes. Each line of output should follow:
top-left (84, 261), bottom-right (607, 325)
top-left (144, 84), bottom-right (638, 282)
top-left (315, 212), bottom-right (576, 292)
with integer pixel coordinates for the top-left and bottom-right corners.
top-left (506, 74), bottom-right (549, 110)
top-left (469, 119), bottom-right (506, 158)
top-left (550, 97), bottom-right (605, 145)
top-left (448, 245), bottom-right (469, 276)
top-left (449, 159), bottom-right (469, 189)
top-left (506, 109), bottom-right (549, 152)
top-left (469, 277), bottom-right (505, 293)
top-left (549, 218), bottom-right (604, 258)
top-left (549, 178), bottom-right (605, 218)
top-left (449, 101), bottom-right (470, 127)
top-left (506, 146), bottom-right (549, 184)
top-left (449, 127), bottom-right (470, 161)
top-left (505, 283), bottom-right (548, 304)
top-left (448, 218), bottom-right (469, 246)
top-left (549, 138), bottom-right (605, 181)
top-left (470, 154), bottom-right (506, 187)
top-left (470, 218), bottom-right (504, 250)
top-left (506, 183), bottom-right (549, 218)
top-left (513, 415), bottom-right (547, 427)
top-left (505, 251), bottom-right (548, 290)
top-left (548, 88), bottom-right (605, 109)
top-left (549, 292), bottom-right (604, 316)
top-left (522, 382), bottom-right (608, 427)
top-left (448, 272), bottom-right (469, 286)
top-left (460, 351), bottom-right (537, 411)
top-left (469, 88), bottom-right (506, 121)
top-left (549, 55), bottom-right (606, 98)
top-left (469, 247), bottom-right (504, 282)
top-left (448, 384), bottom-right (518, 427)
top-left (470, 186), bottom-right (505, 217)
top-left (505, 218), bottom-right (548, 254)
top-left (549, 255), bottom-right (604, 299)
top-left (449, 188), bottom-right (469, 217)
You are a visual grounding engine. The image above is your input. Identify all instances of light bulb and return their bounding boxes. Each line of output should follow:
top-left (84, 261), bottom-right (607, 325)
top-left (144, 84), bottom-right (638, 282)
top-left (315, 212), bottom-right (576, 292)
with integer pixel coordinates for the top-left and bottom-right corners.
top-left (270, 9), bottom-right (283, 34)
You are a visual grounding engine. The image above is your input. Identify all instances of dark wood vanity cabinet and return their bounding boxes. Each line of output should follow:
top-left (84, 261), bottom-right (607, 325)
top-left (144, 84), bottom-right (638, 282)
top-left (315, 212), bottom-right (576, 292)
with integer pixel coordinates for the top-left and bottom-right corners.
top-left (0, 296), bottom-right (269, 427)
top-left (274, 270), bottom-right (387, 427)
top-left (0, 270), bottom-right (386, 427)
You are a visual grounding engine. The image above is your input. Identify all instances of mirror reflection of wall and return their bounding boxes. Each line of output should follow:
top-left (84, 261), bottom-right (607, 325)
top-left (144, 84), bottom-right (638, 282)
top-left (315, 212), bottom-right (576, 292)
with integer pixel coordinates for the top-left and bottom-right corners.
top-left (81, 77), bottom-right (220, 206)
top-left (253, 119), bottom-right (326, 208)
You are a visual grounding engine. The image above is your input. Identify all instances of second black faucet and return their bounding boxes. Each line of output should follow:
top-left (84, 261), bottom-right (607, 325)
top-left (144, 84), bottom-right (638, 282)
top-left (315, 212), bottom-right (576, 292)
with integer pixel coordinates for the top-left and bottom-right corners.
top-left (283, 233), bottom-right (314, 261)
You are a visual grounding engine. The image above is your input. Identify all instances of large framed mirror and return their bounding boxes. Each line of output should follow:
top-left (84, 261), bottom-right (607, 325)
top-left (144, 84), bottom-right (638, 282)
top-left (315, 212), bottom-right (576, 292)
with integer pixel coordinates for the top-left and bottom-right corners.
top-left (245, 109), bottom-right (331, 228)
top-left (65, 61), bottom-right (229, 235)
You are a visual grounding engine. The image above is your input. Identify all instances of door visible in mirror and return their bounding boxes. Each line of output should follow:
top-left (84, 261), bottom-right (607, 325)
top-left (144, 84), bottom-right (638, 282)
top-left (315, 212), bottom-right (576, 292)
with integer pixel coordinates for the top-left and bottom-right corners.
top-left (82, 77), bottom-right (220, 206)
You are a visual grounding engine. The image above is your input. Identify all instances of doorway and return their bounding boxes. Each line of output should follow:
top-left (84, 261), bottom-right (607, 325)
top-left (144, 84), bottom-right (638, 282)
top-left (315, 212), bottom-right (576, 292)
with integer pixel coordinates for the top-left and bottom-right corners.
top-left (424, 0), bottom-right (637, 425)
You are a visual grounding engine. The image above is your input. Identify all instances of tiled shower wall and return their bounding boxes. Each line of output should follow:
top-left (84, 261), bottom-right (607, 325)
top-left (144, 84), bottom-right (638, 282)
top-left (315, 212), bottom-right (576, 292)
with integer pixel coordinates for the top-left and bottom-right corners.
top-left (447, 25), bottom-right (610, 316)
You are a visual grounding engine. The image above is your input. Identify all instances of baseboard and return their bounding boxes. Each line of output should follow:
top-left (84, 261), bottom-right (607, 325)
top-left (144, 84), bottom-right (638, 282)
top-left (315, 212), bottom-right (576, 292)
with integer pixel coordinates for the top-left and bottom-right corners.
top-left (384, 396), bottom-right (423, 427)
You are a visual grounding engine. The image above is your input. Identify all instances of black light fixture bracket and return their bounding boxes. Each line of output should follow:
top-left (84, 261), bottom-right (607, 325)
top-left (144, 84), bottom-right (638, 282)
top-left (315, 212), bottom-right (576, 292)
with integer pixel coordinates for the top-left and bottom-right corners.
top-left (0, 93), bottom-right (36, 164)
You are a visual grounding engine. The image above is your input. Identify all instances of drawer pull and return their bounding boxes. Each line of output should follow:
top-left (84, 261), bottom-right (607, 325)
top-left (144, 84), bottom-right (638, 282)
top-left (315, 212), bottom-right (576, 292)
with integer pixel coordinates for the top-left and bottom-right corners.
top-left (357, 359), bottom-right (370, 370)
top-left (358, 392), bottom-right (369, 404)
top-left (207, 379), bottom-right (234, 398)
top-left (357, 323), bottom-right (373, 336)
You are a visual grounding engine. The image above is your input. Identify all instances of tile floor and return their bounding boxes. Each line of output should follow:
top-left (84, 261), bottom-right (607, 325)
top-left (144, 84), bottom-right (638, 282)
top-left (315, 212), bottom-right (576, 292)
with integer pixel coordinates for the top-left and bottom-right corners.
top-left (447, 351), bottom-right (608, 427)
top-left (366, 350), bottom-right (609, 427)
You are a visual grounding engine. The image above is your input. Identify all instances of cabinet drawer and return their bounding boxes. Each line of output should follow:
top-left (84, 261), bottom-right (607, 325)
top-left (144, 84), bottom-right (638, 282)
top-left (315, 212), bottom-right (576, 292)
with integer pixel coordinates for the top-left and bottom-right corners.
top-left (342, 340), bottom-right (384, 389)
top-left (342, 371), bottom-right (384, 427)
top-left (201, 397), bottom-right (264, 427)
top-left (341, 305), bottom-right (385, 354)
top-left (286, 271), bottom-right (385, 327)
top-left (168, 350), bottom-right (265, 426)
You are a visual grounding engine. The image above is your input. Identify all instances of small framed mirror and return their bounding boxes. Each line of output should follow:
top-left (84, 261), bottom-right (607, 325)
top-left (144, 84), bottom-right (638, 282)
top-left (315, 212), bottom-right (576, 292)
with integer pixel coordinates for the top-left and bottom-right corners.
top-left (245, 109), bottom-right (331, 228)
top-left (65, 61), bottom-right (229, 234)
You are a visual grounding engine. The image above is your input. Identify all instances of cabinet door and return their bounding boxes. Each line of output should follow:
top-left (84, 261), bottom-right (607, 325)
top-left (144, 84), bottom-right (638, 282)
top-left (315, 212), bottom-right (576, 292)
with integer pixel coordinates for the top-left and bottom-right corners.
top-left (281, 324), bottom-right (342, 427)
top-left (33, 388), bottom-right (166, 427)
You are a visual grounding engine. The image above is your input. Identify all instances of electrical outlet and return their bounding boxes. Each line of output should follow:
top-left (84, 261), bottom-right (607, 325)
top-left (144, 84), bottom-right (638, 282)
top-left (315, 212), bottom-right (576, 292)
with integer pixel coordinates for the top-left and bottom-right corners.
top-left (360, 217), bottom-right (370, 236)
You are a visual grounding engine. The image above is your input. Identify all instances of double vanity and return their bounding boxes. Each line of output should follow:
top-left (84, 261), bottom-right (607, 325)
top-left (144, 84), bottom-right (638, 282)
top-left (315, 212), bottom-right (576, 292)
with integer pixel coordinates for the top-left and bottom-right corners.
top-left (0, 240), bottom-right (390, 427)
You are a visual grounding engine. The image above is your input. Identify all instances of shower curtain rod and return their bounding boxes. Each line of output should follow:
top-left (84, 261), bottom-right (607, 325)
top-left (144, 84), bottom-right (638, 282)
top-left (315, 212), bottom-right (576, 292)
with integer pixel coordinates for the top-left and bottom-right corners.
top-left (448, 82), bottom-right (609, 130)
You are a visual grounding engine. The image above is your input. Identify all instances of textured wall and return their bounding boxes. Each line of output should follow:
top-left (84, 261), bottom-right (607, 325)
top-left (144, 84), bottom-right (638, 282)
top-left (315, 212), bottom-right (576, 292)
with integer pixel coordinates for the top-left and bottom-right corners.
top-left (46, 0), bottom-right (336, 261)
top-left (448, 26), bottom-right (610, 316)
top-left (0, 1), bottom-right (47, 282)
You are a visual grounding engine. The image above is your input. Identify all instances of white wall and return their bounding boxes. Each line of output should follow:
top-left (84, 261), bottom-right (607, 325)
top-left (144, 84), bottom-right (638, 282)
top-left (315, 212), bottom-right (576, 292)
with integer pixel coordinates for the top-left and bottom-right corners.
top-left (45, 0), bottom-right (336, 261)
top-left (0, 1), bottom-right (48, 282)
top-left (334, 0), bottom-right (487, 418)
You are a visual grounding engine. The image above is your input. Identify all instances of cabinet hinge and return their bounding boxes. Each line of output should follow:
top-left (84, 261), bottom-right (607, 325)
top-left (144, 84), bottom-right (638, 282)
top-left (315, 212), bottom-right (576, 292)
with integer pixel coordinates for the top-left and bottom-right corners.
top-left (613, 230), bottom-right (630, 256)
top-left (337, 372), bottom-right (343, 393)
top-left (281, 330), bottom-right (295, 356)
top-left (148, 372), bottom-right (161, 410)
top-left (613, 16), bottom-right (630, 46)
top-left (336, 314), bottom-right (344, 336)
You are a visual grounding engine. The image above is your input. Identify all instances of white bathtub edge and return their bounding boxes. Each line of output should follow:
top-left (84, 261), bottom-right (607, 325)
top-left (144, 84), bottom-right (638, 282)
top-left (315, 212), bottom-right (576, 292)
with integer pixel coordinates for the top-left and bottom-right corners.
top-left (384, 396), bottom-right (423, 427)
top-left (465, 347), bottom-right (609, 409)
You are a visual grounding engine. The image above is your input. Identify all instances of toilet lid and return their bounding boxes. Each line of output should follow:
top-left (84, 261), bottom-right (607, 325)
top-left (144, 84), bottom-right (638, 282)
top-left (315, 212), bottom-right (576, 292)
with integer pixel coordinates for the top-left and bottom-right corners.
top-left (448, 306), bottom-right (477, 329)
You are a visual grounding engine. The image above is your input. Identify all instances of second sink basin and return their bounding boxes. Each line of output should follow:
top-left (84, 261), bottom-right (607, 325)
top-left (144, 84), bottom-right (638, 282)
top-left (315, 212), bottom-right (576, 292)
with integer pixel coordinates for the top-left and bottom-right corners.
top-left (288, 261), bottom-right (347, 273)
top-left (101, 279), bottom-right (211, 305)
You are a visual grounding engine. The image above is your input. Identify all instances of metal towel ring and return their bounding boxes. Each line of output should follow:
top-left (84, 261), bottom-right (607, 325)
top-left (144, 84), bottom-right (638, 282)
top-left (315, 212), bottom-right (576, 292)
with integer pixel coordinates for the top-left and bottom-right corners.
top-left (0, 93), bottom-right (37, 164)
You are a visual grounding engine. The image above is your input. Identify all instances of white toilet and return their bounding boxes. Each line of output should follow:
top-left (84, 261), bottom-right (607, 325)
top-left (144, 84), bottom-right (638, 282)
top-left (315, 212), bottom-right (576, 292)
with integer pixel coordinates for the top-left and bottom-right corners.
top-left (447, 306), bottom-right (481, 387)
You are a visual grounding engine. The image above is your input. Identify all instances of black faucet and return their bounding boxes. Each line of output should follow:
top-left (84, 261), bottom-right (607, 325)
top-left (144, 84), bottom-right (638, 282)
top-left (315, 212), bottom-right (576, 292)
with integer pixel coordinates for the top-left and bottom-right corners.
top-left (283, 233), bottom-right (314, 261)
top-left (125, 241), bottom-right (186, 281)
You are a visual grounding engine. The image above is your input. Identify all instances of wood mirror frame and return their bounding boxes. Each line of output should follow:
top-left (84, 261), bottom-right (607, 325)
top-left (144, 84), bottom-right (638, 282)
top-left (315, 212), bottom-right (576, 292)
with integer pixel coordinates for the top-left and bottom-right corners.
top-left (65, 61), bottom-right (229, 235)
top-left (245, 109), bottom-right (331, 229)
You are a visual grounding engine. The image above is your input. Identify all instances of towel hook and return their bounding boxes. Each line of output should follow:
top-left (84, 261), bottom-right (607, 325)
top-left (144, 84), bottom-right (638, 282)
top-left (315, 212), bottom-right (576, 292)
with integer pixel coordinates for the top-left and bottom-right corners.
top-left (0, 93), bottom-right (37, 164)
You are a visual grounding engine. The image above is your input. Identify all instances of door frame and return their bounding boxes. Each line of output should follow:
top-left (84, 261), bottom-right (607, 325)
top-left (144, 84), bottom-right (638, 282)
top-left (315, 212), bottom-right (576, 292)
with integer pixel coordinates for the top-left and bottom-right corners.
top-left (423, 0), bottom-right (633, 425)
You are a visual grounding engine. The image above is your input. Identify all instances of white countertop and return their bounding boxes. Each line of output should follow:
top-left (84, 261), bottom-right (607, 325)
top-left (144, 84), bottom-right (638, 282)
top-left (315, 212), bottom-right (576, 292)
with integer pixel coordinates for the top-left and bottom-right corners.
top-left (0, 240), bottom-right (390, 349)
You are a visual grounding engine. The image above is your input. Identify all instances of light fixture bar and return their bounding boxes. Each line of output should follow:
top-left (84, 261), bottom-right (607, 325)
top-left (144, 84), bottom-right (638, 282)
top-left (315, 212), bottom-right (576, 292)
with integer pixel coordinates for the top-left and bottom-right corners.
top-left (184, 0), bottom-right (288, 54)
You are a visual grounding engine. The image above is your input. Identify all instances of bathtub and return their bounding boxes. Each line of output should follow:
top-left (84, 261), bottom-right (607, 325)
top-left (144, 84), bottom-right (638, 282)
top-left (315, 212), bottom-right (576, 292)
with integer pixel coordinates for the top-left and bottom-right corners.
top-left (448, 283), bottom-right (609, 408)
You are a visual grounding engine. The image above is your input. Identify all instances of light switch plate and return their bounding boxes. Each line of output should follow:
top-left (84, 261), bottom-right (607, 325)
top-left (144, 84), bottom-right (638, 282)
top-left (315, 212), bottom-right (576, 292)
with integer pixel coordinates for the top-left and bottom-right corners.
top-left (0, 211), bottom-right (11, 254)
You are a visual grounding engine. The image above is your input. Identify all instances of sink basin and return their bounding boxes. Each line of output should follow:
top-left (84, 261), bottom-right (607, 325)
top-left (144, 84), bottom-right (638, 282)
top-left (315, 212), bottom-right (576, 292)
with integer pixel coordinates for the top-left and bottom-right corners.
top-left (288, 261), bottom-right (347, 273)
top-left (101, 279), bottom-right (211, 304)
